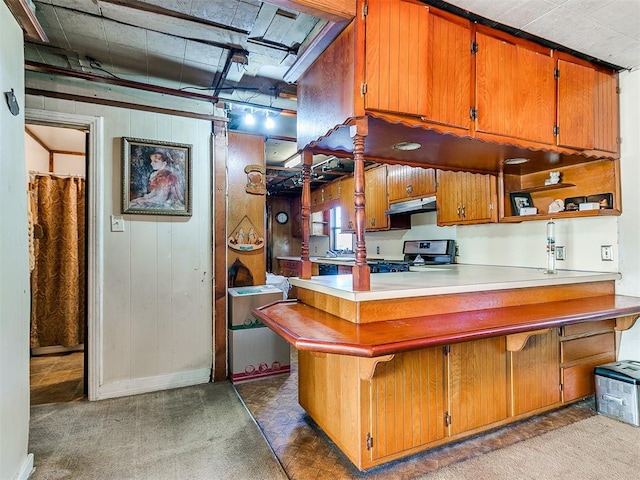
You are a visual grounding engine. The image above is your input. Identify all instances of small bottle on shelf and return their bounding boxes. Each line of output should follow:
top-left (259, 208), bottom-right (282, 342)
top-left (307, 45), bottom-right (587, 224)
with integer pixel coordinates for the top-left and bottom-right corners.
top-left (546, 219), bottom-right (556, 274)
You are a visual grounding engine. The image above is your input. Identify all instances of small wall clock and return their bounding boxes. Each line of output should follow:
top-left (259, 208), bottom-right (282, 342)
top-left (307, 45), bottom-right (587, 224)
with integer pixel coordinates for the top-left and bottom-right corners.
top-left (275, 211), bottom-right (289, 224)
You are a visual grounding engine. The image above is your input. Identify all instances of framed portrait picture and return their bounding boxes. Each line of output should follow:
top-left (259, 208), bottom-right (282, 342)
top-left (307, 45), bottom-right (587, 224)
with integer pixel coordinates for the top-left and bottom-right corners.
top-left (509, 192), bottom-right (534, 216)
top-left (122, 137), bottom-right (192, 216)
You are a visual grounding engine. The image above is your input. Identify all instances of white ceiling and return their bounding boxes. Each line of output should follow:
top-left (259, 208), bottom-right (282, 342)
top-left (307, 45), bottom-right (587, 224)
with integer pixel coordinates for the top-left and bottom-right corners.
top-left (440, 0), bottom-right (640, 71)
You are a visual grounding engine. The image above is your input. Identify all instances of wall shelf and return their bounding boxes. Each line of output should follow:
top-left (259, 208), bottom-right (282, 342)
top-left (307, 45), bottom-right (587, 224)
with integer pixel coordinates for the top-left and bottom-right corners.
top-left (500, 208), bottom-right (620, 223)
top-left (511, 183), bottom-right (576, 194)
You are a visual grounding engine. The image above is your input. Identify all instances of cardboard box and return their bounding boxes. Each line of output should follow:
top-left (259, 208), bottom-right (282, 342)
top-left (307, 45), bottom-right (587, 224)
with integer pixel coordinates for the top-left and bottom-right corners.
top-left (228, 285), bottom-right (283, 328)
top-left (228, 328), bottom-right (290, 383)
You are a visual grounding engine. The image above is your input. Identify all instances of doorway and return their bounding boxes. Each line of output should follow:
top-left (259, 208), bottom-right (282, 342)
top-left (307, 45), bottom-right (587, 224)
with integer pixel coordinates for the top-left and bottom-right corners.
top-left (25, 109), bottom-right (103, 402)
top-left (26, 123), bottom-right (88, 405)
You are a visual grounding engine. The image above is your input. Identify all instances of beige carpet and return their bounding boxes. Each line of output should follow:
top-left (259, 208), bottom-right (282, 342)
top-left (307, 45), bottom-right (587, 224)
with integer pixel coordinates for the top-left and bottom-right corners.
top-left (418, 415), bottom-right (640, 480)
top-left (29, 382), bottom-right (287, 480)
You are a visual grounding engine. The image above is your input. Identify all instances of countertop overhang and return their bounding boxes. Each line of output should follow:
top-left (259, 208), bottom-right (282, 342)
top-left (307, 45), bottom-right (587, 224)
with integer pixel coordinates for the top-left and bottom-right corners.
top-left (253, 295), bottom-right (640, 357)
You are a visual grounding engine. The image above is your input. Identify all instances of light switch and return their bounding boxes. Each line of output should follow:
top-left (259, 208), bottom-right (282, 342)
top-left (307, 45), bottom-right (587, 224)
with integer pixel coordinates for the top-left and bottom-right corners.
top-left (110, 215), bottom-right (125, 232)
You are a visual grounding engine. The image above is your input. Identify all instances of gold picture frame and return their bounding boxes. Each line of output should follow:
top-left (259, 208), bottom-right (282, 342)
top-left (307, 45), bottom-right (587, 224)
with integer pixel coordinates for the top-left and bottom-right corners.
top-left (122, 137), bottom-right (192, 216)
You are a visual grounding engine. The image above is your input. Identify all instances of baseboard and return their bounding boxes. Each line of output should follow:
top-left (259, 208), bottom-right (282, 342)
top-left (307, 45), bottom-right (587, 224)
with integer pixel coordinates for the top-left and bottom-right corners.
top-left (14, 453), bottom-right (33, 480)
top-left (95, 368), bottom-right (211, 400)
top-left (31, 344), bottom-right (84, 356)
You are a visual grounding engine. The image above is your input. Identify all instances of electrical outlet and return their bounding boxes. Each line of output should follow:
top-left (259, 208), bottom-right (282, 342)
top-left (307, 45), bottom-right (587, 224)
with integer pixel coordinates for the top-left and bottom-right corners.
top-left (314, 246), bottom-right (317, 253)
top-left (556, 245), bottom-right (565, 261)
top-left (376, 246), bottom-right (380, 255)
top-left (601, 245), bottom-right (613, 261)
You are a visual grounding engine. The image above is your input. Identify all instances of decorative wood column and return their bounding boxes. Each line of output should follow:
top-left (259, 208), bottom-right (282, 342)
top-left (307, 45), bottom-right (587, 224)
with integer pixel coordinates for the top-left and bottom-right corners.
top-left (300, 149), bottom-right (313, 279)
top-left (351, 119), bottom-right (370, 291)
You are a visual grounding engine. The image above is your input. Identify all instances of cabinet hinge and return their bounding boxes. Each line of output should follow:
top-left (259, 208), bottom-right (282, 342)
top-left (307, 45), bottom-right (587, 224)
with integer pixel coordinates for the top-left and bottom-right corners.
top-left (470, 41), bottom-right (478, 54)
top-left (366, 433), bottom-right (373, 450)
top-left (362, 2), bottom-right (368, 18)
top-left (554, 68), bottom-right (560, 80)
top-left (361, 82), bottom-right (367, 96)
top-left (443, 345), bottom-right (450, 356)
top-left (445, 412), bottom-right (451, 426)
top-left (470, 107), bottom-right (478, 120)
top-left (553, 125), bottom-right (560, 137)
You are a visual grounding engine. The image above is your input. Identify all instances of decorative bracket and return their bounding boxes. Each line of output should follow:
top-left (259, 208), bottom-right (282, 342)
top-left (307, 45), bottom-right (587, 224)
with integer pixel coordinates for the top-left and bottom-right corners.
top-left (615, 315), bottom-right (639, 332)
top-left (506, 329), bottom-right (550, 352)
top-left (359, 354), bottom-right (394, 380)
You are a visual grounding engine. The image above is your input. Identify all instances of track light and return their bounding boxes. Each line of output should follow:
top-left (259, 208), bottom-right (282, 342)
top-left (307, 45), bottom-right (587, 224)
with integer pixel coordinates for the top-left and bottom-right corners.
top-left (244, 109), bottom-right (255, 126)
top-left (265, 112), bottom-right (275, 129)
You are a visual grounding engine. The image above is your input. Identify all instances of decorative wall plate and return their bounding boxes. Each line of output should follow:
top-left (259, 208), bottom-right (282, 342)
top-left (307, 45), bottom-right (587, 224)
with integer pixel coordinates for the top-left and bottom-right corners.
top-left (228, 214), bottom-right (264, 251)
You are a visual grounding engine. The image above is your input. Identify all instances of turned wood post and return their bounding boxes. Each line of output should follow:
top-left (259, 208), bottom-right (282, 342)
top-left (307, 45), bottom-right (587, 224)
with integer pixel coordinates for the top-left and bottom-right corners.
top-left (351, 120), bottom-right (370, 291)
top-left (300, 149), bottom-right (313, 279)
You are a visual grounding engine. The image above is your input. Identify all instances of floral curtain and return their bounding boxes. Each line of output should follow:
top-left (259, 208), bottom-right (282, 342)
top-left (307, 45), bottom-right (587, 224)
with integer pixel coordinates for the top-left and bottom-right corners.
top-left (30, 174), bottom-right (86, 348)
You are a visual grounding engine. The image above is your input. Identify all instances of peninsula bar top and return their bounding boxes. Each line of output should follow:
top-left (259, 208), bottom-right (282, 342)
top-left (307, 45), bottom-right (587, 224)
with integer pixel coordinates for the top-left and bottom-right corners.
top-left (253, 265), bottom-right (640, 358)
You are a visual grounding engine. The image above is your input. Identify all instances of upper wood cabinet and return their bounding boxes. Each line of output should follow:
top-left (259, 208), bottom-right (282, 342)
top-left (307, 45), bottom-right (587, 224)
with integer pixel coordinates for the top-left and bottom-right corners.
top-left (364, 0), bottom-right (471, 131)
top-left (437, 170), bottom-right (497, 226)
top-left (364, 165), bottom-right (389, 230)
top-left (339, 175), bottom-right (356, 233)
top-left (387, 164), bottom-right (436, 203)
top-left (475, 27), bottom-right (556, 146)
top-left (557, 56), bottom-right (619, 153)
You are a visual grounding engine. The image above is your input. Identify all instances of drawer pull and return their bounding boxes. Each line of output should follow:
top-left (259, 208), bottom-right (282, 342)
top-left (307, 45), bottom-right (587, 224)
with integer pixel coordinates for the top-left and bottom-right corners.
top-left (602, 393), bottom-right (626, 406)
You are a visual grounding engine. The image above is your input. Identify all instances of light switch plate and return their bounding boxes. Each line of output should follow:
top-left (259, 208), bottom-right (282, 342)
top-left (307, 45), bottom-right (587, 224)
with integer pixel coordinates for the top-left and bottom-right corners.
top-left (110, 215), bottom-right (125, 232)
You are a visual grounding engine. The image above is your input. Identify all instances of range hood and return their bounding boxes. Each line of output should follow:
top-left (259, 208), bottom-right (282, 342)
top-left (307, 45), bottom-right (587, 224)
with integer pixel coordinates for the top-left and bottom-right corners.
top-left (385, 196), bottom-right (437, 215)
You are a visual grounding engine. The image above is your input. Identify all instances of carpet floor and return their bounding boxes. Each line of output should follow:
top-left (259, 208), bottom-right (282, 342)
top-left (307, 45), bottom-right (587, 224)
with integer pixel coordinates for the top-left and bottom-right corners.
top-left (28, 382), bottom-right (287, 480)
top-left (418, 414), bottom-right (640, 480)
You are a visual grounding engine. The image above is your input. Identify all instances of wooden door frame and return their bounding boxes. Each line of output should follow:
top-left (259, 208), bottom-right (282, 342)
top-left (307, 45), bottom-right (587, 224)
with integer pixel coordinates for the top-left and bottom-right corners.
top-left (26, 108), bottom-right (104, 401)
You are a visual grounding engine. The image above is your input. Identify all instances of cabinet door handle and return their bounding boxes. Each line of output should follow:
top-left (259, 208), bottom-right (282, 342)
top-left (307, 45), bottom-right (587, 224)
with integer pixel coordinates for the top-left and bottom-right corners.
top-left (456, 206), bottom-right (461, 217)
top-left (370, 218), bottom-right (375, 226)
top-left (461, 205), bottom-right (466, 218)
top-left (406, 185), bottom-right (413, 195)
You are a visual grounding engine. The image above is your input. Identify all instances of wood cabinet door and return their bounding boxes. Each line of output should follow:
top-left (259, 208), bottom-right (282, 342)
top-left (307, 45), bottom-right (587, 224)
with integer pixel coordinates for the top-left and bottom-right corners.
top-left (388, 165), bottom-right (436, 203)
top-left (369, 348), bottom-right (447, 461)
top-left (509, 329), bottom-right (561, 416)
top-left (594, 69), bottom-right (619, 153)
top-left (339, 176), bottom-right (356, 232)
top-left (476, 29), bottom-right (556, 145)
top-left (437, 170), bottom-right (496, 225)
top-left (324, 180), bottom-right (340, 203)
top-left (364, 0), bottom-right (471, 130)
top-left (448, 337), bottom-right (509, 435)
top-left (557, 58), bottom-right (596, 150)
top-left (365, 165), bottom-right (389, 230)
top-left (435, 170), bottom-right (462, 224)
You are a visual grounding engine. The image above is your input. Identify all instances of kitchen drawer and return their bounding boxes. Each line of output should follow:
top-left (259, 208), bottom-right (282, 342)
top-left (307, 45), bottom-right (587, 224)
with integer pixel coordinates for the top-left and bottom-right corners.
top-left (561, 332), bottom-right (615, 363)
top-left (562, 355), bottom-right (616, 402)
top-left (561, 319), bottom-right (615, 338)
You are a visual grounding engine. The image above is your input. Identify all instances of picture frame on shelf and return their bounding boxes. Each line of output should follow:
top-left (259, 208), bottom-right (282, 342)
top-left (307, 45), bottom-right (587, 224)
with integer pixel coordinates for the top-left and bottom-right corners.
top-left (122, 137), bottom-right (192, 216)
top-left (564, 196), bottom-right (587, 212)
top-left (509, 192), bottom-right (534, 216)
top-left (587, 193), bottom-right (613, 209)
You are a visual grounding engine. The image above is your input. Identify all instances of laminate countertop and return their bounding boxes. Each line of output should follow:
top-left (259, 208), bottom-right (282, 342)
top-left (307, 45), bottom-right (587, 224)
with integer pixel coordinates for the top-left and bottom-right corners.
top-left (288, 264), bottom-right (621, 302)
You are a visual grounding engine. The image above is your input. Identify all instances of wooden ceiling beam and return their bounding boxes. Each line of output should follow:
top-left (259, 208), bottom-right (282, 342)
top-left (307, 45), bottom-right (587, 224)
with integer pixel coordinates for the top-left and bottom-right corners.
top-left (5, 0), bottom-right (48, 42)
top-left (264, 0), bottom-right (355, 23)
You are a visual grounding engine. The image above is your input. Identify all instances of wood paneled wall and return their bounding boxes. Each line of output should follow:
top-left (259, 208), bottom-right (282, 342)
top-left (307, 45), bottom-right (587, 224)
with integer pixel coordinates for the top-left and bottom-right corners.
top-left (227, 132), bottom-right (266, 286)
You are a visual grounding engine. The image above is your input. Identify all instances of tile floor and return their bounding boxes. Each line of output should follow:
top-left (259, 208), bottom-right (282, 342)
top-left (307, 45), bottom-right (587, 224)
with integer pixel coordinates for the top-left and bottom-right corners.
top-left (30, 351), bottom-right (85, 406)
top-left (235, 348), bottom-right (596, 480)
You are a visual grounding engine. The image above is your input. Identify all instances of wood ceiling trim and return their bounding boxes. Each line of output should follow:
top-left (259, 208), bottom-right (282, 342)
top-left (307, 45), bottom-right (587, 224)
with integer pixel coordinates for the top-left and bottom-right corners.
top-left (25, 126), bottom-right (49, 152)
top-left (5, 0), bottom-right (48, 42)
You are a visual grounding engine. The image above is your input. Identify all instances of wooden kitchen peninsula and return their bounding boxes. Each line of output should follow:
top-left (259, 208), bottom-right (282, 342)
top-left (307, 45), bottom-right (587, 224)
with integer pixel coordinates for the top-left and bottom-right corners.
top-left (253, 266), bottom-right (640, 470)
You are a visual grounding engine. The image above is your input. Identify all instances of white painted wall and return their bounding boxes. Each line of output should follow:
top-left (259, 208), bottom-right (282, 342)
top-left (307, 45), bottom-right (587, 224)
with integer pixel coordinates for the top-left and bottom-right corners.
top-left (25, 96), bottom-right (214, 399)
top-left (617, 69), bottom-right (640, 361)
top-left (0, 3), bottom-right (33, 480)
top-left (25, 133), bottom-right (49, 172)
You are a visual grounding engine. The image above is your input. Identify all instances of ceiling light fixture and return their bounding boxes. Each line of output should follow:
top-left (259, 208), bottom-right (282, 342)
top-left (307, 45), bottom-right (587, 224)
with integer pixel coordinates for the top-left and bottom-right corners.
top-left (244, 109), bottom-right (255, 126)
top-left (284, 155), bottom-right (301, 168)
top-left (503, 157), bottom-right (530, 165)
top-left (393, 142), bottom-right (421, 151)
top-left (265, 112), bottom-right (275, 129)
